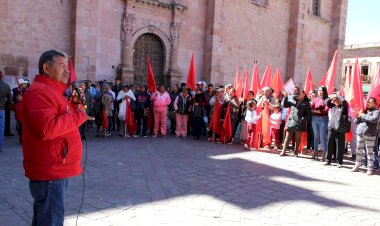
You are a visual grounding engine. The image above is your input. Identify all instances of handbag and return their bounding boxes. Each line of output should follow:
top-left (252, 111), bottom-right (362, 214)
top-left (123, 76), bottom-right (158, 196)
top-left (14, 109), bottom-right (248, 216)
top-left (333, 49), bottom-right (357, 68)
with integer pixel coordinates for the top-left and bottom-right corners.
top-left (335, 115), bottom-right (351, 133)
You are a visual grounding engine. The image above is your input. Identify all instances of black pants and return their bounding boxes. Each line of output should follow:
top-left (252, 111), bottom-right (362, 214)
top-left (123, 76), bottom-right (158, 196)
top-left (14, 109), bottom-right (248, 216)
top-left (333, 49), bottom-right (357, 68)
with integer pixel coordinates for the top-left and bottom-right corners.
top-left (307, 120), bottom-right (314, 150)
top-left (327, 130), bottom-right (345, 165)
top-left (169, 110), bottom-right (176, 134)
top-left (4, 104), bottom-right (11, 135)
top-left (279, 121), bottom-right (285, 145)
top-left (135, 109), bottom-right (147, 136)
top-left (112, 103), bottom-right (120, 131)
top-left (16, 121), bottom-right (22, 143)
top-left (193, 117), bottom-right (203, 138)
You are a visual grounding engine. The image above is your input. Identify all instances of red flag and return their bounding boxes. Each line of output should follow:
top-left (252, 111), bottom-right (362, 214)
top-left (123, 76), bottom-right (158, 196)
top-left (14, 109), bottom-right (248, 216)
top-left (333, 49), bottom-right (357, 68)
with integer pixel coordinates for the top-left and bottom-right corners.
top-left (126, 100), bottom-right (137, 134)
top-left (243, 70), bottom-right (250, 100)
top-left (147, 56), bottom-right (157, 93)
top-left (146, 105), bottom-right (154, 130)
top-left (220, 104), bottom-right (232, 144)
top-left (299, 131), bottom-right (308, 152)
top-left (68, 56), bottom-right (78, 86)
top-left (348, 57), bottom-right (365, 114)
top-left (186, 53), bottom-right (196, 91)
top-left (271, 67), bottom-right (283, 98)
top-left (324, 50), bottom-right (338, 94)
top-left (236, 69), bottom-right (245, 98)
top-left (304, 66), bottom-right (315, 95)
top-left (209, 100), bottom-right (222, 135)
top-left (254, 102), bottom-right (263, 149)
top-left (319, 74), bottom-right (326, 86)
top-left (260, 64), bottom-right (272, 88)
top-left (251, 63), bottom-right (261, 96)
top-left (233, 65), bottom-right (239, 89)
top-left (367, 66), bottom-right (380, 100)
top-left (101, 111), bottom-right (108, 129)
top-left (261, 103), bottom-right (271, 147)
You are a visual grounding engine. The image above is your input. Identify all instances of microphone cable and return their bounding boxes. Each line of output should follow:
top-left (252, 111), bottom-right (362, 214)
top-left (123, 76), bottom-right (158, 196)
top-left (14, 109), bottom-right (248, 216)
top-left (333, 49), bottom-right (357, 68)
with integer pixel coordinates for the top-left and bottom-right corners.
top-left (76, 121), bottom-right (88, 226)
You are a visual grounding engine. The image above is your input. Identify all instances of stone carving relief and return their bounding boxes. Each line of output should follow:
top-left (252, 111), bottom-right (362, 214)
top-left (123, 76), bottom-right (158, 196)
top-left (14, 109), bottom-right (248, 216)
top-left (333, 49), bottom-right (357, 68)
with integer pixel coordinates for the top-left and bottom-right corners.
top-left (121, 13), bottom-right (136, 47)
top-left (170, 22), bottom-right (182, 47)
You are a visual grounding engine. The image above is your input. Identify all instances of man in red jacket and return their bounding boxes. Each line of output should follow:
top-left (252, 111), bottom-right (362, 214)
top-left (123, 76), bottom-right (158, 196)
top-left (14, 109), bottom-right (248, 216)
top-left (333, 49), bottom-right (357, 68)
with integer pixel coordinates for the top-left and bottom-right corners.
top-left (22, 50), bottom-right (87, 226)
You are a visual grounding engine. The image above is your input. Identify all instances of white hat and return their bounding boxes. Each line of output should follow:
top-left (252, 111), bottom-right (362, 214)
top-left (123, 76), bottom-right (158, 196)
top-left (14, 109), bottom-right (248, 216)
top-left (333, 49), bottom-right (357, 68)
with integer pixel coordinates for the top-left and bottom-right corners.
top-left (18, 79), bottom-right (28, 84)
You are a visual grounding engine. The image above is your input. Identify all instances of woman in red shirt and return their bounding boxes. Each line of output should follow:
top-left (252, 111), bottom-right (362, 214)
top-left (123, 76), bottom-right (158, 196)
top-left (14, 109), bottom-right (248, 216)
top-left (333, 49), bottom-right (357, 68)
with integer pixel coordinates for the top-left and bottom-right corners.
top-left (310, 86), bottom-right (329, 161)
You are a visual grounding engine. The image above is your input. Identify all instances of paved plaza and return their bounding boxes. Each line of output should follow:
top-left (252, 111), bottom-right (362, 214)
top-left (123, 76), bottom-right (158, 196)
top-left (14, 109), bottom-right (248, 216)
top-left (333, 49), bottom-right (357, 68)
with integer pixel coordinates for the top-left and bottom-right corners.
top-left (1, 129), bottom-right (380, 226)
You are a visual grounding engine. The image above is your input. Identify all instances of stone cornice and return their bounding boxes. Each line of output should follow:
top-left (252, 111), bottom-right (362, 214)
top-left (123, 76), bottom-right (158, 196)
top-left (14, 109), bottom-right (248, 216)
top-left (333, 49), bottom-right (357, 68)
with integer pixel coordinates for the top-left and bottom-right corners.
top-left (135, 0), bottom-right (188, 11)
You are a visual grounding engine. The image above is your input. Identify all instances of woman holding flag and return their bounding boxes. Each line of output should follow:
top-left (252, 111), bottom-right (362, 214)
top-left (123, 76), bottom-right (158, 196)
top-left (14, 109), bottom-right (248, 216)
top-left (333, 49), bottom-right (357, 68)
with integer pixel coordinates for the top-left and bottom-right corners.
top-left (117, 84), bottom-right (136, 137)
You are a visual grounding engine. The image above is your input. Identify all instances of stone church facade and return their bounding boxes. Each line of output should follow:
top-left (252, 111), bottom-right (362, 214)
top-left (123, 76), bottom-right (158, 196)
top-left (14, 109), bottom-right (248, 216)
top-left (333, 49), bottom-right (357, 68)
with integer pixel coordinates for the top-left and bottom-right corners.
top-left (0, 0), bottom-right (348, 88)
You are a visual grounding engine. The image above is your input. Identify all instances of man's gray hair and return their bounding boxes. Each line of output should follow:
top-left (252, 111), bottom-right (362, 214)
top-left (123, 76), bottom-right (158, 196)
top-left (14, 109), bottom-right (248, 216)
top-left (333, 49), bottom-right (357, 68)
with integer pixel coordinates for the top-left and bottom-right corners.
top-left (38, 49), bottom-right (68, 74)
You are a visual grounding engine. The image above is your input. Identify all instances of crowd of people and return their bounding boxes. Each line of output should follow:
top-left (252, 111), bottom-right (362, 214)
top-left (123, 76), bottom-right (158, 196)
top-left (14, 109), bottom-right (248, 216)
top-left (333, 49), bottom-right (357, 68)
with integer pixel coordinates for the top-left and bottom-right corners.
top-left (6, 74), bottom-right (380, 176)
top-left (8, 50), bottom-right (377, 226)
top-left (24, 77), bottom-right (374, 176)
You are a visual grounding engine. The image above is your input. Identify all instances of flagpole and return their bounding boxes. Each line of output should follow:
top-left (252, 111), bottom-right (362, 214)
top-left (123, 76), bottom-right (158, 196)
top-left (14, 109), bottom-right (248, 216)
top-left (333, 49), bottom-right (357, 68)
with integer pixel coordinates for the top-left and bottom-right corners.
top-left (125, 122), bottom-right (127, 139)
top-left (125, 100), bottom-right (128, 139)
top-left (104, 124), bottom-right (107, 140)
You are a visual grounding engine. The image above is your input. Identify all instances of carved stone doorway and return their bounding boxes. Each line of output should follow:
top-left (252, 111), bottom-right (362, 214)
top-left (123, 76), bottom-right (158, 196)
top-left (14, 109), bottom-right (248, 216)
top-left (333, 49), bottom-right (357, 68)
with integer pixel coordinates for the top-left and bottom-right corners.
top-left (133, 34), bottom-right (165, 87)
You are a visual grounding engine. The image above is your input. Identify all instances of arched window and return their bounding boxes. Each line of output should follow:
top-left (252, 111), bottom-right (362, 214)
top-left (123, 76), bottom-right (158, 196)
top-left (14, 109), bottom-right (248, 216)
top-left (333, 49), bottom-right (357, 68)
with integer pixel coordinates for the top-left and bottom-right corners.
top-left (312, 0), bottom-right (321, 17)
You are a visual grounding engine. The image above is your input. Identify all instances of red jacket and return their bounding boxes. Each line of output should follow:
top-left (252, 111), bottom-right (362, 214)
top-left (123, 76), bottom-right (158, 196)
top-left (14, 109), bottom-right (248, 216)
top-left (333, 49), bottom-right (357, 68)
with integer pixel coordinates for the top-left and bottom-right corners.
top-left (22, 75), bottom-right (87, 181)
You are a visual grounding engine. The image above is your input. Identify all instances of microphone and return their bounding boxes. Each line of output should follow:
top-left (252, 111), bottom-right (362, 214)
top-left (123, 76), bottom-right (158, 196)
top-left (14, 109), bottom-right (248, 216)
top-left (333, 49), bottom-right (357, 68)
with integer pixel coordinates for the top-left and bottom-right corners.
top-left (71, 81), bottom-right (87, 108)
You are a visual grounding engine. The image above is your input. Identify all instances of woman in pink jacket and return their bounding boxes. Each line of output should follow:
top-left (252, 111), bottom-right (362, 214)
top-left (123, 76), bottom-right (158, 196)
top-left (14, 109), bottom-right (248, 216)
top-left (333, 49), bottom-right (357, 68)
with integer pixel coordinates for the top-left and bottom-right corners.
top-left (150, 84), bottom-right (171, 137)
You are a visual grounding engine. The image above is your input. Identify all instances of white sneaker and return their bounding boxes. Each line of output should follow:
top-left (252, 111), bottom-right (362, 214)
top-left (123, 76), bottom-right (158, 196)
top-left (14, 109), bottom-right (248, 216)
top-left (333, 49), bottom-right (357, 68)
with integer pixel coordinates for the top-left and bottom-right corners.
top-left (243, 144), bottom-right (249, 150)
top-left (133, 135), bottom-right (139, 138)
top-left (351, 163), bottom-right (360, 172)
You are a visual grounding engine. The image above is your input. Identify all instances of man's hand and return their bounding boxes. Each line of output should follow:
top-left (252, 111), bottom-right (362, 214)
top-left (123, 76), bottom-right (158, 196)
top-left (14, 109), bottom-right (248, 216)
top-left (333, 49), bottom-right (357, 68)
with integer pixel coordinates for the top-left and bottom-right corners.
top-left (71, 91), bottom-right (81, 104)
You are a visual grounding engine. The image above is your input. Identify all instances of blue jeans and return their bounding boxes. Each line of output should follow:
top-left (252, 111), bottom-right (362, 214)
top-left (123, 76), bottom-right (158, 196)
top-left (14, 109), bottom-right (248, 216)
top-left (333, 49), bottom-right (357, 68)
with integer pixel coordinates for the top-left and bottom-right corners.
top-left (0, 110), bottom-right (5, 149)
top-left (29, 179), bottom-right (68, 226)
top-left (311, 115), bottom-right (328, 154)
top-left (373, 137), bottom-right (379, 170)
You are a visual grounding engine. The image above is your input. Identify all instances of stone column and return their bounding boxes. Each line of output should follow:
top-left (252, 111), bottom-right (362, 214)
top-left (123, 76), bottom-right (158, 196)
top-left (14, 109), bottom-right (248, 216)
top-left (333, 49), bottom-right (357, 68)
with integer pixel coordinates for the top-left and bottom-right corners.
top-left (121, 13), bottom-right (135, 84)
top-left (168, 21), bottom-right (182, 85)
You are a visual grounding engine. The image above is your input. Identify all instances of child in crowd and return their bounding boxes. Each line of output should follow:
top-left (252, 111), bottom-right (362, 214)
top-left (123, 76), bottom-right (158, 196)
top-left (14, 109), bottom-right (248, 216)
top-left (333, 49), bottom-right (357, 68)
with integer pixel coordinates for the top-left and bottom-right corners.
top-left (14, 93), bottom-right (23, 144)
top-left (244, 99), bottom-right (259, 151)
top-left (270, 104), bottom-right (282, 150)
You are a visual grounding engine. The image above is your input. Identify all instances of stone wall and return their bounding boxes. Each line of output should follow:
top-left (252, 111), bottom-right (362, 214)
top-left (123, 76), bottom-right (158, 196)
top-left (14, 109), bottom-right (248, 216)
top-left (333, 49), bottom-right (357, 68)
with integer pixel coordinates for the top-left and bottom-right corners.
top-left (0, 0), bottom-right (348, 87)
top-left (203, 0), bottom-right (290, 85)
top-left (286, 0), bottom-right (348, 87)
top-left (71, 0), bottom-right (123, 82)
top-left (177, 0), bottom-right (207, 84)
top-left (0, 0), bottom-right (72, 78)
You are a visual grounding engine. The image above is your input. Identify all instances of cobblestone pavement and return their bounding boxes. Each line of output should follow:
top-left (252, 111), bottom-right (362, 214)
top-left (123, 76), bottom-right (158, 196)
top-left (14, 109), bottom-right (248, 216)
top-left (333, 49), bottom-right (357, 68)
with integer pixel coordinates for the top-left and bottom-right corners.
top-left (1, 129), bottom-right (380, 226)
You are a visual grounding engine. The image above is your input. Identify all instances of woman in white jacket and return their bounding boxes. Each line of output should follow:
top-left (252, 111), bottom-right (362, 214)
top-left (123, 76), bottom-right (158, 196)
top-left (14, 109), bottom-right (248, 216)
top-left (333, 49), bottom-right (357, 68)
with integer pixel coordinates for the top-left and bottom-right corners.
top-left (116, 84), bottom-right (136, 136)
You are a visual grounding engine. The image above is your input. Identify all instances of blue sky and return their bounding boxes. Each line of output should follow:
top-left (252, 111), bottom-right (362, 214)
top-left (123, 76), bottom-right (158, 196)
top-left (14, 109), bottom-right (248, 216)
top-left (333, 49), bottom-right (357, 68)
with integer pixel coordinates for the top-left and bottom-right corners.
top-left (345, 0), bottom-right (380, 44)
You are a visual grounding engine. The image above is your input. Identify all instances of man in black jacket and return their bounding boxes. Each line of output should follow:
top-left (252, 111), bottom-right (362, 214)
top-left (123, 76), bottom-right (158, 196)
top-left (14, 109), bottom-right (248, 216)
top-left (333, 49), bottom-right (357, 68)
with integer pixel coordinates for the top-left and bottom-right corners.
top-left (280, 89), bottom-right (310, 156)
top-left (0, 71), bottom-right (13, 151)
top-left (112, 77), bottom-right (123, 131)
top-left (325, 95), bottom-right (349, 167)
